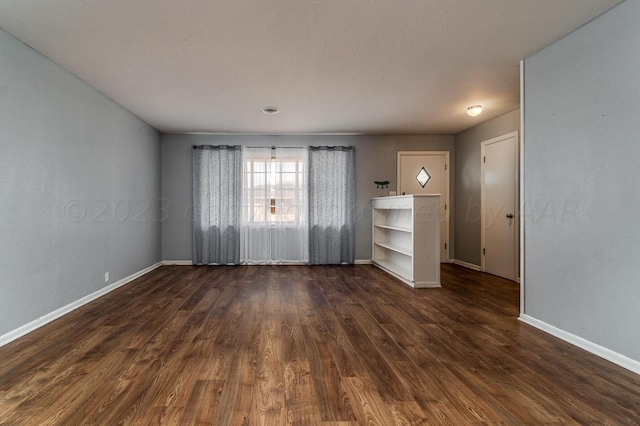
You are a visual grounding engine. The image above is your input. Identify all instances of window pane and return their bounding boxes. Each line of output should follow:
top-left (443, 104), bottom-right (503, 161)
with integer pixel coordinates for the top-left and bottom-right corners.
top-left (253, 172), bottom-right (266, 188)
top-left (244, 149), bottom-right (306, 224)
top-left (280, 161), bottom-right (296, 172)
top-left (281, 173), bottom-right (297, 186)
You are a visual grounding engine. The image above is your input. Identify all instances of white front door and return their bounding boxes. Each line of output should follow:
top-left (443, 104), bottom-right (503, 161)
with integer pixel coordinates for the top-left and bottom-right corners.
top-left (397, 151), bottom-right (449, 262)
top-left (481, 132), bottom-right (519, 281)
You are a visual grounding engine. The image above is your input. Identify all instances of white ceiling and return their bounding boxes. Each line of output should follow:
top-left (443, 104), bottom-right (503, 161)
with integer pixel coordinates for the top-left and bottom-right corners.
top-left (0, 0), bottom-right (623, 134)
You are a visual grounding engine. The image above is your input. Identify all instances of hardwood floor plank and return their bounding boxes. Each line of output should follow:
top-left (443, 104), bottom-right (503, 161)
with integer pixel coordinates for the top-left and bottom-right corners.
top-left (329, 296), bottom-right (413, 402)
top-left (388, 400), bottom-right (431, 425)
top-left (296, 278), bottom-right (367, 378)
top-left (141, 405), bottom-right (185, 425)
top-left (346, 303), bottom-right (409, 362)
top-left (283, 360), bottom-right (323, 424)
top-left (0, 325), bottom-right (116, 408)
top-left (213, 291), bottom-right (261, 425)
top-left (442, 360), bottom-right (554, 424)
top-left (341, 376), bottom-right (396, 425)
top-left (254, 318), bottom-right (287, 424)
top-left (302, 324), bottom-right (356, 422)
top-left (279, 270), bottom-right (308, 365)
top-left (48, 349), bottom-right (144, 425)
top-left (389, 360), bottom-right (471, 424)
top-left (0, 264), bottom-right (638, 424)
top-left (179, 379), bottom-right (223, 425)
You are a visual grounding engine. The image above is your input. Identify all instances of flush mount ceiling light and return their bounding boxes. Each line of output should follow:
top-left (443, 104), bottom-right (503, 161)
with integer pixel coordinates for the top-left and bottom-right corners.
top-left (466, 104), bottom-right (483, 117)
top-left (262, 106), bottom-right (280, 115)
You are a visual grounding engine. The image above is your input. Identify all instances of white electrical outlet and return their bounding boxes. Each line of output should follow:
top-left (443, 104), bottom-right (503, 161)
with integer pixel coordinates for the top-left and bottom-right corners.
top-left (105, 272), bottom-right (109, 283)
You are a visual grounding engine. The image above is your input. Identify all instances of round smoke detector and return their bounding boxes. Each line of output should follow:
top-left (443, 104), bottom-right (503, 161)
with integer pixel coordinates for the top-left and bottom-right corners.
top-left (262, 106), bottom-right (280, 115)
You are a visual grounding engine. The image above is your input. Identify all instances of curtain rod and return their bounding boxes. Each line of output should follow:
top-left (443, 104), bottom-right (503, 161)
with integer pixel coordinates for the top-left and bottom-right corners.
top-left (192, 144), bottom-right (241, 149)
top-left (241, 146), bottom-right (355, 150)
top-left (245, 146), bottom-right (290, 149)
top-left (194, 145), bottom-right (354, 151)
top-left (309, 146), bottom-right (354, 151)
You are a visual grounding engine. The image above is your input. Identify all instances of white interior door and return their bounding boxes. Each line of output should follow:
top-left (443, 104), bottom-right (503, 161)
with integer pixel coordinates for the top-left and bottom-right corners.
top-left (397, 151), bottom-right (449, 261)
top-left (481, 132), bottom-right (519, 281)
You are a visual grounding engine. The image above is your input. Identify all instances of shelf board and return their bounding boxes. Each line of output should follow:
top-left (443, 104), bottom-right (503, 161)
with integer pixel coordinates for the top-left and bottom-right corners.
top-left (374, 224), bottom-right (412, 233)
top-left (374, 241), bottom-right (412, 256)
top-left (372, 259), bottom-right (413, 281)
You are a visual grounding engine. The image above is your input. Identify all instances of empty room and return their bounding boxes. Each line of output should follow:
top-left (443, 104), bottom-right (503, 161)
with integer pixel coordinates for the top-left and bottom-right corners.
top-left (1, 0), bottom-right (639, 424)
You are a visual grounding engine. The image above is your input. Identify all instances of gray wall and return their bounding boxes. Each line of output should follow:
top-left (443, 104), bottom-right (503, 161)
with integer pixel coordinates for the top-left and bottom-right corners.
top-left (161, 134), bottom-right (454, 261)
top-left (454, 109), bottom-right (520, 266)
top-left (0, 29), bottom-right (161, 337)
top-left (523, 0), bottom-right (640, 361)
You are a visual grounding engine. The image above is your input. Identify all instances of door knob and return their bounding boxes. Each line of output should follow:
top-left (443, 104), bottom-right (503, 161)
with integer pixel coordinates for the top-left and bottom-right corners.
top-left (506, 214), bottom-right (514, 219)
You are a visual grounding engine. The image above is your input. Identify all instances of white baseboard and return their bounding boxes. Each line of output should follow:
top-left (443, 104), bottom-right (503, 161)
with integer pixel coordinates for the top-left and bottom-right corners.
top-left (162, 260), bottom-right (373, 266)
top-left (162, 260), bottom-right (193, 265)
top-left (519, 314), bottom-right (640, 375)
top-left (452, 259), bottom-right (481, 271)
top-left (0, 262), bottom-right (163, 348)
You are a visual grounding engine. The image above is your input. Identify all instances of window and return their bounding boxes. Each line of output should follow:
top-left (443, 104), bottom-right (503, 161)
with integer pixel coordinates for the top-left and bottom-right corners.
top-left (242, 149), bottom-right (306, 223)
top-left (240, 147), bottom-right (308, 264)
top-left (193, 145), bottom-right (354, 265)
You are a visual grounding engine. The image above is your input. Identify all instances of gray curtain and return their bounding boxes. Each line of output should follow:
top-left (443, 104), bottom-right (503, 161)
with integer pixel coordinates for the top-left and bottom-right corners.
top-left (192, 145), bottom-right (241, 265)
top-left (308, 146), bottom-right (355, 264)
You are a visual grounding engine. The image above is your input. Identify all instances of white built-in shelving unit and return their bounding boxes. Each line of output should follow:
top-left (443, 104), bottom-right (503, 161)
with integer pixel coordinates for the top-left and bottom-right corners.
top-left (371, 195), bottom-right (440, 288)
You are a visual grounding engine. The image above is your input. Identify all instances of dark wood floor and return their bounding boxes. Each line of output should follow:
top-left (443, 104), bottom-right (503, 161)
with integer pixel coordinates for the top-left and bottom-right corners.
top-left (0, 264), bottom-right (639, 425)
